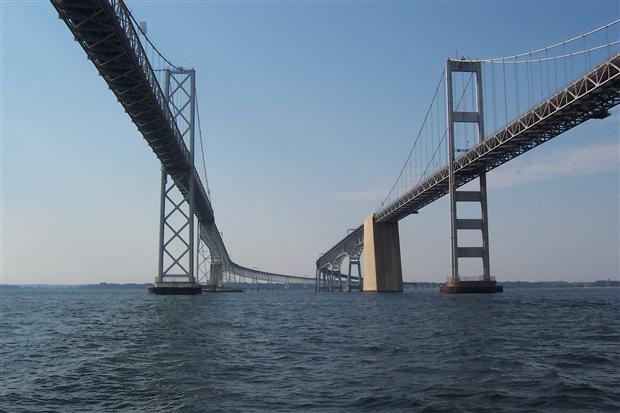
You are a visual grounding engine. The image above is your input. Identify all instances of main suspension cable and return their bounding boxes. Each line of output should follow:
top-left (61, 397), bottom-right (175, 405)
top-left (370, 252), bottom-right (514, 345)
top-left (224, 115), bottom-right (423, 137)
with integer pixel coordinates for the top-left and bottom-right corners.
top-left (126, 5), bottom-right (181, 70)
top-left (478, 19), bottom-right (619, 63)
top-left (381, 68), bottom-right (446, 207)
top-left (195, 94), bottom-right (212, 200)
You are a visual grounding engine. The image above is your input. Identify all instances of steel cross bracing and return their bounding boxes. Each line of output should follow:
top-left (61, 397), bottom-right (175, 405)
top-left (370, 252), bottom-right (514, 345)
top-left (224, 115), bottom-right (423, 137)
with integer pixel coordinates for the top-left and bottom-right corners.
top-left (157, 69), bottom-right (197, 283)
top-left (52, 0), bottom-right (313, 286)
top-left (317, 53), bottom-right (620, 271)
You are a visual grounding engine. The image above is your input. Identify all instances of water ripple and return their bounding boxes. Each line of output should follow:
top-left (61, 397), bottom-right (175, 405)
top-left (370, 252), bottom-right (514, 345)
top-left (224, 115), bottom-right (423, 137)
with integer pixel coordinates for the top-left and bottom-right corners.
top-left (1, 287), bottom-right (619, 412)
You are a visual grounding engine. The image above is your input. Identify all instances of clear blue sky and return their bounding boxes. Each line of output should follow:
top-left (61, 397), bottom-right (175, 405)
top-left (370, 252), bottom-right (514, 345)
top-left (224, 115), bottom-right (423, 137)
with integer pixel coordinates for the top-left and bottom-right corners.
top-left (1, 0), bottom-right (619, 284)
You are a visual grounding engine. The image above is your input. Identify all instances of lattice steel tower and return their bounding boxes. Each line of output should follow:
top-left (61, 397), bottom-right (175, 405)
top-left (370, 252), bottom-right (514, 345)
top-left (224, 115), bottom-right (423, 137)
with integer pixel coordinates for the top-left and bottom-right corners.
top-left (156, 68), bottom-right (199, 286)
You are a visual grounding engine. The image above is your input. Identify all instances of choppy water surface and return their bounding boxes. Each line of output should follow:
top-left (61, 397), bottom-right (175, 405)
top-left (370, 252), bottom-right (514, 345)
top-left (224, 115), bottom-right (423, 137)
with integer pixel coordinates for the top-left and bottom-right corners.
top-left (1, 287), bottom-right (618, 412)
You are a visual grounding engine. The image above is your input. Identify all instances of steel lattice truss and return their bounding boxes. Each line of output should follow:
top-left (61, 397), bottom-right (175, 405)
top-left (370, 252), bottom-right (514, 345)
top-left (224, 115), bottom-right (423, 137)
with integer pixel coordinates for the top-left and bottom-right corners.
top-left (316, 226), bottom-right (363, 273)
top-left (317, 54), bottom-right (620, 270)
top-left (159, 175), bottom-right (193, 278)
top-left (52, 0), bottom-right (313, 286)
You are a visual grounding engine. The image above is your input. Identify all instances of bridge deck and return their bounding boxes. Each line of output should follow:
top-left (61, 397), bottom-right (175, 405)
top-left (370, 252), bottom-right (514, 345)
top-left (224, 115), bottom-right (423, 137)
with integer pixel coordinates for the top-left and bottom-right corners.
top-left (318, 54), bottom-right (620, 268)
top-left (52, 0), bottom-right (213, 223)
top-left (377, 54), bottom-right (620, 223)
top-left (53, 0), bottom-right (313, 284)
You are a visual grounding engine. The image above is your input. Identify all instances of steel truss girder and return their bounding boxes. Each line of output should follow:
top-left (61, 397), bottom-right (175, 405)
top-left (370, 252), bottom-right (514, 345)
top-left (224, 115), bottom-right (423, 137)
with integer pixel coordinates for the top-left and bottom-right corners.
top-left (52, 0), bottom-right (214, 223)
top-left (315, 229), bottom-right (364, 291)
top-left (316, 226), bottom-right (364, 271)
top-left (376, 54), bottom-right (620, 223)
top-left (318, 54), bottom-right (620, 273)
top-left (52, 0), bottom-right (316, 287)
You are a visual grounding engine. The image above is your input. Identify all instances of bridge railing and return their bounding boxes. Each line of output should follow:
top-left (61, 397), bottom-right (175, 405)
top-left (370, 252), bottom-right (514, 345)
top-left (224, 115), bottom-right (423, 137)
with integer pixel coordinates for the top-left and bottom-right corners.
top-left (52, 0), bottom-right (313, 286)
top-left (479, 20), bottom-right (620, 140)
top-left (108, 0), bottom-right (191, 170)
top-left (108, 1), bottom-right (308, 285)
top-left (228, 263), bottom-right (315, 285)
top-left (378, 20), bottom-right (620, 213)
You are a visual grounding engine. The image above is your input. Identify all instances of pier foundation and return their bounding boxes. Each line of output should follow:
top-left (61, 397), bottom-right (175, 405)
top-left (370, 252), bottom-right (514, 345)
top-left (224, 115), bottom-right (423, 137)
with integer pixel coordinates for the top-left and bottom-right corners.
top-left (439, 279), bottom-right (503, 294)
top-left (148, 281), bottom-right (202, 295)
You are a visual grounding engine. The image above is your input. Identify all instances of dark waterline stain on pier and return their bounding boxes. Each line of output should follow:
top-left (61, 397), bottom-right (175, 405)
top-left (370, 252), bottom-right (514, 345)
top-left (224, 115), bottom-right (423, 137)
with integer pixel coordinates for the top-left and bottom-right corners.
top-left (1, 287), bottom-right (619, 412)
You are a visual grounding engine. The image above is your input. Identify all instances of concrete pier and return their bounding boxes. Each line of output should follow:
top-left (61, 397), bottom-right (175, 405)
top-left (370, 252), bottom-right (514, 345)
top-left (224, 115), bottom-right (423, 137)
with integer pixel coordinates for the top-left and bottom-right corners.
top-left (440, 279), bottom-right (503, 294)
top-left (148, 281), bottom-right (203, 295)
top-left (362, 214), bottom-right (403, 292)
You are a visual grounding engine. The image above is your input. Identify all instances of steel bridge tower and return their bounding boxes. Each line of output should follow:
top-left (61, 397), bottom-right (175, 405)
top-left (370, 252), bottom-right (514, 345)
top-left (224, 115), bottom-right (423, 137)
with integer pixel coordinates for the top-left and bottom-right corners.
top-left (152, 68), bottom-right (202, 294)
top-left (441, 60), bottom-right (501, 294)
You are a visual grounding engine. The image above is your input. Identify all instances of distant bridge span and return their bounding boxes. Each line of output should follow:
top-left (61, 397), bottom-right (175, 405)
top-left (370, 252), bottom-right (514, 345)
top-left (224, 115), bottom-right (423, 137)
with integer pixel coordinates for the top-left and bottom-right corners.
top-left (52, 0), bottom-right (314, 289)
top-left (317, 34), bottom-right (620, 292)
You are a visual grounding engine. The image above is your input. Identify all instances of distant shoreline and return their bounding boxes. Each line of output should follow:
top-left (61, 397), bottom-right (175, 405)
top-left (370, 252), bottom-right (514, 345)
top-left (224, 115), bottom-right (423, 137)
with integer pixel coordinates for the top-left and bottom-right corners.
top-left (1, 280), bottom-right (618, 289)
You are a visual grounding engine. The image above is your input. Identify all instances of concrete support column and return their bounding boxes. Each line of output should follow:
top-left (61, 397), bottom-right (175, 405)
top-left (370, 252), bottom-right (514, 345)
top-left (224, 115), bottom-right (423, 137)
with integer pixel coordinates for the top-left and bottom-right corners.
top-left (361, 214), bottom-right (403, 292)
top-left (329, 269), bottom-right (334, 292)
top-left (315, 267), bottom-right (319, 291)
top-left (346, 261), bottom-right (352, 292)
top-left (209, 262), bottom-right (223, 287)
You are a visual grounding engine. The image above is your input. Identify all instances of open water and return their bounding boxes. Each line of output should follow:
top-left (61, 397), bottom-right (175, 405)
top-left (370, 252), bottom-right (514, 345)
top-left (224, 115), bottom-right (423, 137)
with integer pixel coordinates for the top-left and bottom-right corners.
top-left (1, 287), bottom-right (618, 412)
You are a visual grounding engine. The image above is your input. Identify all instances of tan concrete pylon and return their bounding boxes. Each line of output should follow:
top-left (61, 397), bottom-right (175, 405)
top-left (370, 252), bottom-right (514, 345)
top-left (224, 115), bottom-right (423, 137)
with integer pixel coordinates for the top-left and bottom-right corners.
top-left (362, 214), bottom-right (403, 292)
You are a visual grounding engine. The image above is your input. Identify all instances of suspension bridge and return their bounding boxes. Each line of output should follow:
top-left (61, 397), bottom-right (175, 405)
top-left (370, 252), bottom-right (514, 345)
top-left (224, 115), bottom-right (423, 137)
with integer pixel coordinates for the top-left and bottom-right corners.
top-left (51, 0), bottom-right (314, 293)
top-left (317, 20), bottom-right (620, 293)
top-left (51, 1), bottom-right (619, 294)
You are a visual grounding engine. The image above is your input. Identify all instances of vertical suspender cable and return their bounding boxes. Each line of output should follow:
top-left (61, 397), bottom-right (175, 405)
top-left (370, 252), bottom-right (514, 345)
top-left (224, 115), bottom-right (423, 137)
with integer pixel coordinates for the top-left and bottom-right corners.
top-left (607, 26), bottom-right (611, 58)
top-left (539, 52), bottom-right (544, 100)
top-left (514, 60), bottom-right (520, 116)
top-left (583, 35), bottom-right (588, 73)
top-left (569, 42), bottom-right (574, 81)
top-left (502, 58), bottom-right (508, 125)
top-left (563, 43), bottom-right (568, 85)
top-left (526, 54), bottom-right (532, 108)
top-left (545, 48), bottom-right (551, 99)
top-left (491, 63), bottom-right (497, 134)
top-left (554, 54), bottom-right (559, 92)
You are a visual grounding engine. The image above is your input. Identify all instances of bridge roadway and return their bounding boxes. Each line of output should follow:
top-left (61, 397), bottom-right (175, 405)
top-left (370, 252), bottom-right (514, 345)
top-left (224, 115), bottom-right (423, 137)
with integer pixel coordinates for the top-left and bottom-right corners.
top-left (317, 53), bottom-right (620, 271)
top-left (52, 0), bottom-right (313, 286)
